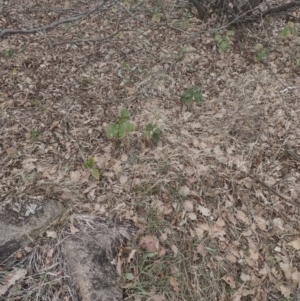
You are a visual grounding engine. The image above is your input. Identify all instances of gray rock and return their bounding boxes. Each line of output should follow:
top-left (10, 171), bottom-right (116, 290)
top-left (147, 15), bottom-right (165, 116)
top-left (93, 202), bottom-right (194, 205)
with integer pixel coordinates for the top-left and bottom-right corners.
top-left (0, 200), bottom-right (64, 262)
top-left (62, 218), bottom-right (127, 301)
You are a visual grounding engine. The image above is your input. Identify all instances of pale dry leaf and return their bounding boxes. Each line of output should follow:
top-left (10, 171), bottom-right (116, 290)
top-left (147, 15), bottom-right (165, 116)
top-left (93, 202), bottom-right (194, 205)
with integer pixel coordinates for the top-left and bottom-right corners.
top-left (169, 277), bottom-right (180, 293)
top-left (235, 210), bottom-right (250, 225)
top-left (225, 253), bottom-right (237, 263)
top-left (196, 244), bottom-right (207, 257)
top-left (47, 248), bottom-right (54, 258)
top-left (183, 200), bottom-right (193, 212)
top-left (195, 226), bottom-right (204, 238)
top-left (148, 294), bottom-right (165, 301)
top-left (139, 235), bottom-right (159, 252)
top-left (197, 205), bottom-right (211, 216)
top-left (22, 161), bottom-right (36, 172)
top-left (127, 249), bottom-right (137, 263)
top-left (273, 217), bottom-right (284, 231)
top-left (116, 257), bottom-right (123, 276)
top-left (70, 224), bottom-right (79, 235)
top-left (215, 217), bottom-right (225, 227)
top-left (240, 273), bottom-right (250, 282)
top-left (292, 270), bottom-right (300, 283)
top-left (159, 232), bottom-right (168, 242)
top-left (120, 175), bottom-right (128, 184)
top-left (178, 186), bottom-right (190, 196)
top-left (121, 154), bottom-right (128, 162)
top-left (158, 247), bottom-right (167, 257)
top-left (70, 170), bottom-right (81, 182)
top-left (280, 262), bottom-right (292, 280)
top-left (46, 230), bottom-right (57, 239)
top-left (254, 216), bottom-right (268, 231)
top-left (0, 268), bottom-right (27, 296)
top-left (171, 244), bottom-right (179, 257)
top-left (188, 212), bottom-right (197, 220)
top-left (288, 239), bottom-right (300, 250)
top-left (224, 275), bottom-right (236, 288)
top-left (280, 285), bottom-right (291, 298)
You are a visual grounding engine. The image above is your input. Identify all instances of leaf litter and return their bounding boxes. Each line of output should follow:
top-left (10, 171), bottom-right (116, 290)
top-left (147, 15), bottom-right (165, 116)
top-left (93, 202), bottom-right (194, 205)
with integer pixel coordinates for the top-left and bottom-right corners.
top-left (1, 0), bottom-right (300, 300)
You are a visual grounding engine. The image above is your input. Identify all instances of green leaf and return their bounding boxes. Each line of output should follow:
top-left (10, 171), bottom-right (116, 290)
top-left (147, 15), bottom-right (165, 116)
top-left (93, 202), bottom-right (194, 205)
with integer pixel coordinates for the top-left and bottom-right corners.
top-left (84, 157), bottom-right (95, 169)
top-left (90, 167), bottom-right (100, 180)
top-left (152, 128), bottom-right (162, 144)
top-left (145, 123), bottom-right (155, 132)
top-left (118, 123), bottom-right (127, 138)
top-left (119, 108), bottom-right (130, 121)
top-left (180, 86), bottom-right (202, 105)
top-left (105, 124), bottom-right (119, 138)
top-left (124, 121), bottom-right (134, 132)
top-left (125, 273), bottom-right (134, 281)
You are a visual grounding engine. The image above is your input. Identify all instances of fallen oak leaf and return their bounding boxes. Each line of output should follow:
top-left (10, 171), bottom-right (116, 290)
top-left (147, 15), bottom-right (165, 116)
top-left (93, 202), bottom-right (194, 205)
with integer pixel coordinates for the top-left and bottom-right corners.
top-left (139, 235), bottom-right (159, 252)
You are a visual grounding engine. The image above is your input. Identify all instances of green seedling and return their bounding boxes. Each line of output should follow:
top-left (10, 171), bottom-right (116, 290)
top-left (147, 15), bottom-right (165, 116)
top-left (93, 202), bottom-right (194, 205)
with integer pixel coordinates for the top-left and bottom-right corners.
top-left (254, 44), bottom-right (269, 62)
top-left (7, 48), bottom-right (15, 58)
top-left (143, 123), bottom-right (162, 145)
top-left (29, 129), bottom-right (41, 141)
top-left (180, 85), bottom-right (202, 108)
top-left (83, 156), bottom-right (99, 180)
top-left (214, 30), bottom-right (234, 53)
top-left (105, 108), bottom-right (134, 139)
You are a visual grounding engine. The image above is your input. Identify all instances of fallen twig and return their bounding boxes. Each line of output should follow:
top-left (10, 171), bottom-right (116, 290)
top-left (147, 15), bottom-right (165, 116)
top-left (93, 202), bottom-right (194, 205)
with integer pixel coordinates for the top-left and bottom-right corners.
top-left (0, 1), bottom-right (108, 39)
top-left (247, 173), bottom-right (300, 208)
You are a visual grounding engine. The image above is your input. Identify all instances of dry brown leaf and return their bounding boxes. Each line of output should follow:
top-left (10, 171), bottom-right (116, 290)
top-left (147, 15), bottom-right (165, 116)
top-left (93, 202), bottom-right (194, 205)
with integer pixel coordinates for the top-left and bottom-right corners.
top-left (169, 277), bottom-right (179, 292)
top-left (187, 212), bottom-right (197, 220)
top-left (196, 244), bottom-right (207, 257)
top-left (70, 170), bottom-right (81, 182)
top-left (46, 230), bottom-right (57, 239)
top-left (70, 224), bottom-right (79, 235)
top-left (178, 186), bottom-right (190, 196)
top-left (148, 294), bottom-right (165, 301)
top-left (223, 275), bottom-right (236, 288)
top-left (254, 216), bottom-right (268, 231)
top-left (159, 232), bottom-right (168, 242)
top-left (240, 272), bottom-right (250, 282)
top-left (139, 235), bottom-right (159, 252)
top-left (127, 249), bottom-right (137, 263)
top-left (280, 285), bottom-right (292, 298)
top-left (225, 253), bottom-right (237, 263)
top-left (120, 175), bottom-right (128, 184)
top-left (0, 268), bottom-right (27, 296)
top-left (171, 245), bottom-right (179, 257)
top-left (288, 239), bottom-right (300, 250)
top-left (197, 205), bottom-right (211, 216)
top-left (183, 200), bottom-right (193, 212)
top-left (235, 210), bottom-right (250, 225)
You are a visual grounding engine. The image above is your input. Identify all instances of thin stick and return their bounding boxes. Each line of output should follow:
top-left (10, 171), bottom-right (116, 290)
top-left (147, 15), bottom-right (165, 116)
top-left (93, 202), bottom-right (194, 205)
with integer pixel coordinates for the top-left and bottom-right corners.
top-left (0, 1), bottom-right (107, 39)
top-left (247, 173), bottom-right (300, 208)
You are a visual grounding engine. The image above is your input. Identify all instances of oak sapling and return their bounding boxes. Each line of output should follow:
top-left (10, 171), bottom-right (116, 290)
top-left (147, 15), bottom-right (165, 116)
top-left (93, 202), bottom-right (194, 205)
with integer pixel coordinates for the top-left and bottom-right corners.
top-left (143, 123), bottom-right (162, 146)
top-left (83, 156), bottom-right (99, 180)
top-left (105, 108), bottom-right (134, 139)
top-left (180, 86), bottom-right (202, 111)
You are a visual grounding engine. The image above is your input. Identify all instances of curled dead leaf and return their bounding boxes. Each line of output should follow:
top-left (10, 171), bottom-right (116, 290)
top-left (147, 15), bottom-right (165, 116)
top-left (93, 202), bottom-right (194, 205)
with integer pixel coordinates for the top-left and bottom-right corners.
top-left (139, 235), bottom-right (159, 252)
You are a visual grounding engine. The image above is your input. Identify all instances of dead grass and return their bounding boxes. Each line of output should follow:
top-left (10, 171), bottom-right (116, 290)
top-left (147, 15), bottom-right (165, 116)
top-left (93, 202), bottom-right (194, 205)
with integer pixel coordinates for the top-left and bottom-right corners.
top-left (1, 0), bottom-right (300, 300)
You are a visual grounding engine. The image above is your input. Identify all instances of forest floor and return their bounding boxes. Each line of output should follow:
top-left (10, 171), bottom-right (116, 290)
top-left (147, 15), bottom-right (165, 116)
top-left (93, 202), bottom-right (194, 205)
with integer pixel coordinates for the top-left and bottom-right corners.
top-left (1, 0), bottom-right (300, 300)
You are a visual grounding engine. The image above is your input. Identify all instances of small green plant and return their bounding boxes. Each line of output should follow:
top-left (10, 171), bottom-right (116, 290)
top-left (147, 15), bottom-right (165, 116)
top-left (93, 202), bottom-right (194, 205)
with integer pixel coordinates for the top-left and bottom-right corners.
top-left (282, 25), bottom-right (291, 39)
top-left (180, 85), bottom-right (202, 106)
top-left (214, 30), bottom-right (234, 53)
top-left (83, 156), bottom-right (99, 180)
top-left (29, 129), bottom-right (41, 140)
top-left (143, 123), bottom-right (162, 145)
top-left (7, 48), bottom-right (15, 58)
top-left (254, 44), bottom-right (269, 62)
top-left (296, 58), bottom-right (300, 67)
top-left (105, 108), bottom-right (134, 139)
